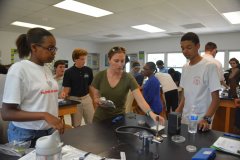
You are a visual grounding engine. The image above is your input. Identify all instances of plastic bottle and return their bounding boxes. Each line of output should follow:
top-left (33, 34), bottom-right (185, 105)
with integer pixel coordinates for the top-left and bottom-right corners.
top-left (188, 105), bottom-right (198, 134)
top-left (36, 130), bottom-right (63, 160)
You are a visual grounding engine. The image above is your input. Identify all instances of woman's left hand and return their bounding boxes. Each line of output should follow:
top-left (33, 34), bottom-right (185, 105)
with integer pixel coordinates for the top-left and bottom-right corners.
top-left (149, 112), bottom-right (165, 125)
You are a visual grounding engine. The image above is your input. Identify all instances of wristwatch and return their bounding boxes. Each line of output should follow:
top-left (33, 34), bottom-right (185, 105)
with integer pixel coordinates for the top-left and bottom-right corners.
top-left (146, 109), bottom-right (152, 116)
top-left (203, 116), bottom-right (212, 124)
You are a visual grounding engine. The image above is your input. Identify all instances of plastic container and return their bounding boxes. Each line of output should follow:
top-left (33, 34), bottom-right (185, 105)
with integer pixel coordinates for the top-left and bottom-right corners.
top-left (36, 131), bottom-right (63, 160)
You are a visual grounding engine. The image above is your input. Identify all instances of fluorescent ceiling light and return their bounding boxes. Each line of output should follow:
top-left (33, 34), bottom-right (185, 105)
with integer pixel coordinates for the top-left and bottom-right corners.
top-left (53, 0), bottom-right (113, 17)
top-left (11, 21), bottom-right (54, 30)
top-left (223, 11), bottom-right (240, 24)
top-left (131, 24), bottom-right (165, 33)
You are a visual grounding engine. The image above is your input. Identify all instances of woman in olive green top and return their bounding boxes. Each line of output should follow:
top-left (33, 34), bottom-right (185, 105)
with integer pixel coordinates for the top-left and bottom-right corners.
top-left (91, 46), bottom-right (164, 124)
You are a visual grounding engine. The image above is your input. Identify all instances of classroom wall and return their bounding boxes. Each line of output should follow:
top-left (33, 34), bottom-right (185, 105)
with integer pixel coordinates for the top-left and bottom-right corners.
top-left (1, 31), bottom-right (239, 70)
top-left (0, 31), bottom-right (100, 67)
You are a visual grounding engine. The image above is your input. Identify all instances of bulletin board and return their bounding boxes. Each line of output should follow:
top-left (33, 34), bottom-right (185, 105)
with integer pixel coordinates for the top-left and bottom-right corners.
top-left (11, 48), bottom-right (19, 63)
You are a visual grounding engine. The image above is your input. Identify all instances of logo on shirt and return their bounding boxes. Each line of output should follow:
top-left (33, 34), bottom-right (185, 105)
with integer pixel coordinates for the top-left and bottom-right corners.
top-left (41, 89), bottom-right (58, 94)
top-left (193, 76), bottom-right (201, 86)
top-left (84, 74), bottom-right (89, 78)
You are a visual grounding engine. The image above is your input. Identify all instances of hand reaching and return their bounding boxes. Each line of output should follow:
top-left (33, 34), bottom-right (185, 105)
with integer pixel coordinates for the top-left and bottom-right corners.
top-left (44, 113), bottom-right (64, 134)
top-left (198, 119), bottom-right (210, 132)
top-left (149, 112), bottom-right (165, 125)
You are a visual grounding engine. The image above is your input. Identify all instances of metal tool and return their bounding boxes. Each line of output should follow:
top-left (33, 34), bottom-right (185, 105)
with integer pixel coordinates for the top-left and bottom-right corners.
top-left (154, 116), bottom-right (163, 142)
top-left (79, 152), bottom-right (91, 160)
top-left (156, 116), bottom-right (159, 137)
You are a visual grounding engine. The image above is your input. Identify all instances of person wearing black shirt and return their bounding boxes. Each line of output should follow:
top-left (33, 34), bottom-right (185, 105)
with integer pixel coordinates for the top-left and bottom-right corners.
top-left (0, 64), bottom-right (8, 74)
top-left (168, 68), bottom-right (181, 87)
top-left (61, 48), bottom-right (94, 127)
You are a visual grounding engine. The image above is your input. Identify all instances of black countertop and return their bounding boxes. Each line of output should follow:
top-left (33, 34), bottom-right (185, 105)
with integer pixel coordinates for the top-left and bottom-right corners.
top-left (1, 113), bottom-right (239, 160)
top-left (61, 113), bottom-right (239, 160)
top-left (58, 99), bottom-right (80, 107)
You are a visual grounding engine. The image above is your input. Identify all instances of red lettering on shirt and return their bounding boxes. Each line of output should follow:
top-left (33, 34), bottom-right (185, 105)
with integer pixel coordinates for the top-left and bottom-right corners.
top-left (40, 89), bottom-right (58, 94)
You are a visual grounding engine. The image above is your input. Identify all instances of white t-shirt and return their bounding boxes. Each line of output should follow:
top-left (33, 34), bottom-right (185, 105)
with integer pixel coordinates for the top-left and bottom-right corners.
top-left (3, 60), bottom-right (58, 130)
top-left (180, 58), bottom-right (221, 122)
top-left (202, 54), bottom-right (225, 81)
top-left (155, 72), bottom-right (178, 93)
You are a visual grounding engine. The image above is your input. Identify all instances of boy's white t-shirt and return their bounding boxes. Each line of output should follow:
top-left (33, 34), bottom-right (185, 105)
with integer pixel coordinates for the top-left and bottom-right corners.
top-left (3, 60), bottom-right (58, 130)
top-left (180, 58), bottom-right (221, 123)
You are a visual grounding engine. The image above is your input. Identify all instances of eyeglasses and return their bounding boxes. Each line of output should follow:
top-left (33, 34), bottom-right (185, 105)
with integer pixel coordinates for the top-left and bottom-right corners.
top-left (36, 44), bottom-right (58, 53)
top-left (111, 46), bottom-right (126, 53)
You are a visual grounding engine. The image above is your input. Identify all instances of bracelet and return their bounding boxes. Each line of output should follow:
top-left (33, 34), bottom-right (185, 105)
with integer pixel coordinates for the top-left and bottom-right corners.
top-left (146, 109), bottom-right (152, 116)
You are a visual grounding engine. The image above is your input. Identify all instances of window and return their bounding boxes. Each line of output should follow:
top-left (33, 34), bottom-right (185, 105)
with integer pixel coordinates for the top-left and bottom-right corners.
top-left (215, 52), bottom-right (225, 66)
top-left (147, 53), bottom-right (164, 64)
top-left (229, 51), bottom-right (240, 59)
top-left (125, 54), bottom-right (138, 72)
top-left (167, 53), bottom-right (186, 67)
top-left (200, 51), bottom-right (225, 69)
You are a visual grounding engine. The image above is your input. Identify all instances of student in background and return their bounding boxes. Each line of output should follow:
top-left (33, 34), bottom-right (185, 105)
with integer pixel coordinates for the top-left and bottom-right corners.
top-left (168, 68), bottom-right (181, 87)
top-left (125, 61), bottom-right (144, 113)
top-left (155, 72), bottom-right (179, 118)
top-left (175, 32), bottom-right (221, 131)
top-left (1, 28), bottom-right (63, 147)
top-left (53, 60), bottom-right (66, 97)
top-left (156, 60), bottom-right (168, 73)
top-left (228, 58), bottom-right (240, 98)
top-left (61, 48), bottom-right (95, 127)
top-left (0, 64), bottom-right (8, 74)
top-left (91, 46), bottom-right (165, 124)
top-left (202, 42), bottom-right (228, 89)
top-left (142, 62), bottom-right (163, 115)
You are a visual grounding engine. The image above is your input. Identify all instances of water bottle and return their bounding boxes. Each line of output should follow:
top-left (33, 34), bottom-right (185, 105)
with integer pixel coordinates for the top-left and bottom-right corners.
top-left (36, 130), bottom-right (63, 160)
top-left (188, 105), bottom-right (198, 134)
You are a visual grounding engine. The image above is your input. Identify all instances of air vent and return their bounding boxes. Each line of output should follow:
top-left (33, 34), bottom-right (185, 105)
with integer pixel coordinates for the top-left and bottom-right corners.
top-left (181, 23), bottom-right (205, 29)
top-left (167, 32), bottom-right (185, 36)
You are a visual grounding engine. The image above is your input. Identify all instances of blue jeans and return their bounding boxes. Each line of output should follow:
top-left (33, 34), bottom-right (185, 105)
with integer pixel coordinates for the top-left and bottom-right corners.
top-left (8, 122), bottom-right (55, 147)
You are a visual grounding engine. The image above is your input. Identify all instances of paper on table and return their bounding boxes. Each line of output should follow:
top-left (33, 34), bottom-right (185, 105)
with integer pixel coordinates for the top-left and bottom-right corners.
top-left (19, 145), bottom-right (120, 160)
top-left (211, 136), bottom-right (240, 156)
top-left (18, 149), bottom-right (35, 160)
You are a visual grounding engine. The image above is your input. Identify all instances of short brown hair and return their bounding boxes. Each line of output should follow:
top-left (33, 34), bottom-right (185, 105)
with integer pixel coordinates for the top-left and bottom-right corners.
top-left (72, 48), bottom-right (88, 61)
top-left (54, 60), bottom-right (65, 68)
top-left (205, 42), bottom-right (217, 51)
